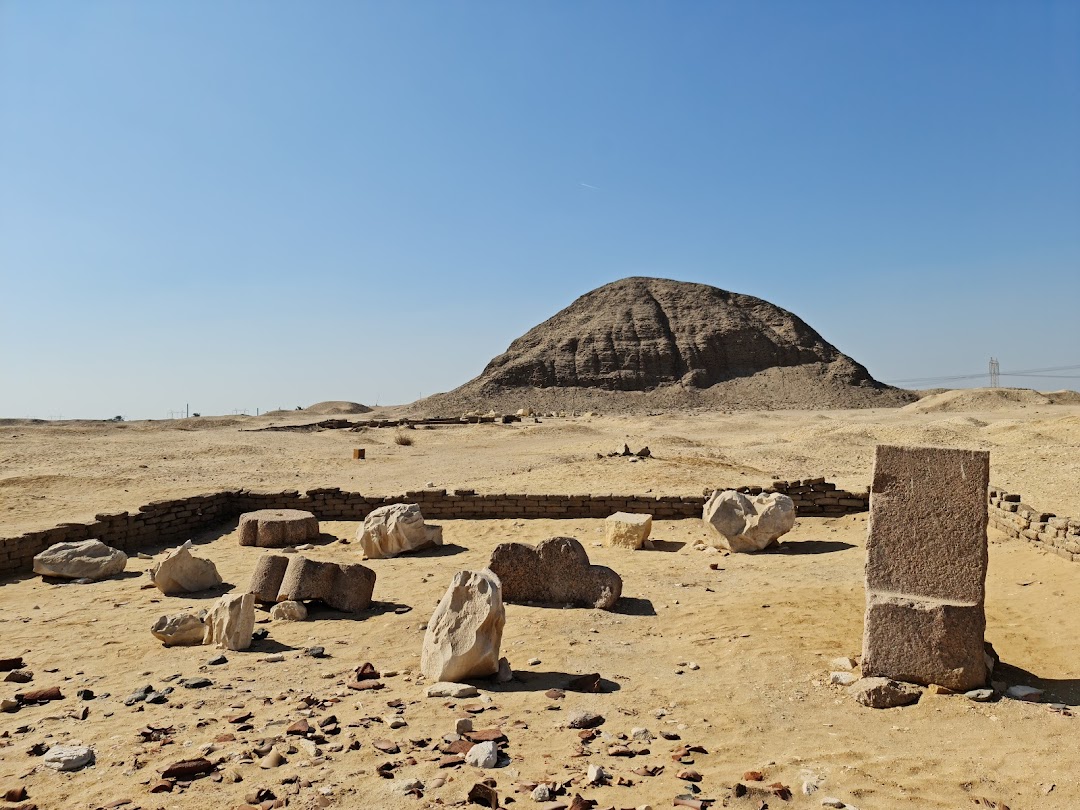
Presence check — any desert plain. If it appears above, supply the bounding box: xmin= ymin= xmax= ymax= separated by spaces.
xmin=2 ymin=388 xmax=1079 ymax=810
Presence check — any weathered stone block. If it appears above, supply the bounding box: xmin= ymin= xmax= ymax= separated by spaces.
xmin=862 ymin=595 xmax=986 ymax=691
xmin=603 ymin=512 xmax=652 ymax=550
xmin=237 ymin=510 xmax=319 ymax=548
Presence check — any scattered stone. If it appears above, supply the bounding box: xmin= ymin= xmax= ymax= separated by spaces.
xmin=862 ymin=445 xmax=990 ymax=691
xmin=488 ymin=536 xmax=622 ymax=610
xmin=305 ymin=646 xmax=327 ymax=658
xmin=567 ymin=672 xmax=604 ymax=693
xmin=421 ymin=570 xmax=505 ymax=683
xmin=966 ymin=688 xmax=994 ymax=702
xmin=160 ymin=758 xmax=213 ymax=779
xmin=151 ymin=613 xmax=206 ymax=647
xmin=830 ymin=672 xmax=858 ymax=686
xmin=848 ymin=677 xmax=922 ymax=709
xmin=42 ymin=745 xmax=93 ymax=771
xmin=372 ymin=739 xmax=400 ymax=754
xmin=1006 ymin=685 xmax=1044 ymax=702
xmin=3 ymin=787 xmax=27 ymax=802
xmin=270 ymin=601 xmax=307 ymax=622
xmin=203 ymin=592 xmax=256 ymax=651
xmin=702 ymin=490 xmax=795 ymax=552
xmin=426 ymin=682 xmax=480 ymax=699
xmin=603 ymin=512 xmax=653 ymax=550
xmin=238 ymin=509 xmax=319 ymax=548
xmin=586 ymin=763 xmax=608 ymax=785
xmin=567 ymin=710 xmax=604 ymax=729
xmin=532 ymin=784 xmax=553 ymax=801
xmin=181 ymin=677 xmax=212 ymax=689
xmin=33 ymin=540 xmax=126 ymax=581
xmin=149 ymin=541 xmax=223 ymax=594
xmin=465 ymin=740 xmax=499 ymax=768
xmin=830 ymin=657 xmax=857 ymax=671
xmin=4 ymin=670 xmax=32 ymax=684
xmin=495 ymin=657 xmax=513 ymax=683
xmin=358 ymin=503 xmax=442 ymax=559
xmin=208 ymin=655 xmax=228 ymax=666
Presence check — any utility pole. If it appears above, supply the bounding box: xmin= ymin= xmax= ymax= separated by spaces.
xmin=989 ymin=357 xmax=1000 ymax=388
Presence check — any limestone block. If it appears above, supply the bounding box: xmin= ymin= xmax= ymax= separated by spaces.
xmin=702 ymin=491 xmax=795 ymax=552
xmin=204 ymin=592 xmax=256 ymax=651
xmin=866 ymin=445 xmax=989 ymax=602
xmin=861 ymin=595 xmax=986 ymax=691
xmin=271 ymin=600 xmax=308 ymax=621
xmin=237 ymin=510 xmax=319 ymax=548
xmin=488 ymin=536 xmax=622 ymax=610
xmin=151 ymin=612 xmax=206 ymax=647
xmin=603 ymin=512 xmax=652 ymax=550
xmin=33 ymin=539 xmax=127 ymax=580
xmin=248 ymin=554 xmax=291 ymax=603
xmin=357 ymin=503 xmax=441 ymax=559
xmin=150 ymin=541 xmax=222 ymax=595
xmin=421 ymin=569 xmax=505 ymax=683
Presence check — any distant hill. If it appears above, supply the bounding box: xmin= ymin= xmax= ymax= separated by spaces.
xmin=416 ymin=277 xmax=915 ymax=413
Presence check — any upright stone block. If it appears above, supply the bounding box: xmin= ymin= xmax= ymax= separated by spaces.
xmin=862 ymin=445 xmax=989 ymax=691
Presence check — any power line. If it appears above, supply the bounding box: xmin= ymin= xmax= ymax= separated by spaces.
xmin=888 ymin=362 xmax=1080 ymax=386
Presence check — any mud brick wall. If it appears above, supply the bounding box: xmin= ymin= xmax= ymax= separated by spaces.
xmin=0 ymin=478 xmax=869 ymax=579
xmin=988 ymin=485 xmax=1080 ymax=563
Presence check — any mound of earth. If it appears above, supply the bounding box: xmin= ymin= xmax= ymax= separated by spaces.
xmin=417 ymin=277 xmax=914 ymax=414
xmin=902 ymin=388 xmax=1060 ymax=413
xmin=303 ymin=401 xmax=372 ymax=415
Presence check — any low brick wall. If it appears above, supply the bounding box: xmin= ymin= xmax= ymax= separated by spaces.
xmin=988 ymin=485 xmax=1080 ymax=562
xmin=0 ymin=478 xmax=870 ymax=579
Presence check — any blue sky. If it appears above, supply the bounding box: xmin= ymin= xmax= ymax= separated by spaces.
xmin=2 ymin=2 xmax=1078 ymax=418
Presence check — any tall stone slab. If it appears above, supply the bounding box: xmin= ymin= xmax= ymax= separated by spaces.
xmin=862 ymin=445 xmax=989 ymax=691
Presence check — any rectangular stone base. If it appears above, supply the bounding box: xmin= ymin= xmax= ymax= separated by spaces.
xmin=862 ymin=593 xmax=986 ymax=691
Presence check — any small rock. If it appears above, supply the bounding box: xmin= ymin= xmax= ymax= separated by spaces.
xmin=829 ymin=657 xmax=857 ymax=671
xmin=455 ymin=718 xmax=473 ymax=734
xmin=426 ymin=682 xmax=479 ymax=699
xmin=532 ymin=784 xmax=553 ymax=801
xmin=965 ymin=688 xmax=994 ymax=702
xmin=586 ymin=763 xmax=607 ymax=785
xmin=1006 ymin=684 xmax=1043 ymax=702
xmin=42 ymin=745 xmax=94 ymax=771
xmin=465 ymin=740 xmax=499 ymax=768
xmin=848 ymin=677 xmax=922 ymax=709
xmin=830 ymin=671 xmax=858 ymax=686
xmin=181 ymin=677 xmax=212 ymax=689
xmin=567 ymin=710 xmax=604 ymax=729
xmin=208 ymin=655 xmax=228 ymax=666
xmin=271 ymin=601 xmax=308 ymax=622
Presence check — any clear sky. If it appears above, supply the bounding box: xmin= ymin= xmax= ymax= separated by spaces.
xmin=2 ymin=1 xmax=1078 ymax=419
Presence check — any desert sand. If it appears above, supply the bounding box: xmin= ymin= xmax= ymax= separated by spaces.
xmin=2 ymin=389 xmax=1079 ymax=809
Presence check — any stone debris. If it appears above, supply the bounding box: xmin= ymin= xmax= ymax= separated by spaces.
xmin=248 ymin=553 xmax=376 ymax=613
xmin=465 ymin=740 xmax=499 ymax=768
xmin=830 ymin=671 xmax=858 ymax=686
xmin=42 ymin=744 xmax=94 ymax=771
xmin=426 ymin=682 xmax=480 ymax=699
xmin=488 ymin=536 xmax=622 ymax=610
xmin=862 ymin=445 xmax=990 ymax=692
xmin=421 ymin=570 xmax=505 ymax=683
xmin=150 ymin=612 xmax=206 ymax=647
xmin=567 ymin=710 xmax=604 ymax=729
xmin=203 ymin=592 xmax=256 ymax=651
xmin=357 ymin=502 xmax=443 ymax=559
xmin=1006 ymin=684 xmax=1044 ymax=702
xmin=237 ymin=509 xmax=320 ymax=548
xmin=32 ymin=539 xmax=127 ymax=581
xmin=830 ymin=656 xmax=858 ymax=670
xmin=149 ymin=541 xmax=223 ymax=594
xmin=848 ymin=677 xmax=923 ymax=709
xmin=270 ymin=600 xmax=307 ymax=621
xmin=603 ymin=512 xmax=653 ymax=550
xmin=966 ymin=688 xmax=995 ymax=702
xmin=702 ymin=490 xmax=795 ymax=552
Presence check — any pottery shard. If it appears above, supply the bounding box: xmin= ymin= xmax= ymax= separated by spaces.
xmin=237 ymin=509 xmax=319 ymax=548
xmin=33 ymin=539 xmax=127 ymax=580
xmin=150 ymin=541 xmax=222 ymax=595
xmin=603 ymin=512 xmax=653 ymax=550
xmin=151 ymin=612 xmax=207 ymax=646
xmin=203 ymin=592 xmax=256 ymax=650
xmin=276 ymin=557 xmax=376 ymax=613
xmin=421 ymin=569 xmax=505 ymax=683
xmin=357 ymin=503 xmax=442 ymax=559
xmin=702 ymin=490 xmax=795 ymax=552
xmin=248 ymin=553 xmax=376 ymax=613
xmin=862 ymin=445 xmax=989 ymax=691
xmin=488 ymin=536 xmax=622 ymax=610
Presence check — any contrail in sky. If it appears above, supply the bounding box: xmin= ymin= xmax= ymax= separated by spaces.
xmin=578 ymin=182 xmax=600 ymax=190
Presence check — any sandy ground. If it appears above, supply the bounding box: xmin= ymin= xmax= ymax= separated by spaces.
xmin=1 ymin=516 xmax=1077 ymax=810
xmin=2 ymin=391 xmax=1079 ymax=809
xmin=3 ymin=396 xmax=1080 ymax=539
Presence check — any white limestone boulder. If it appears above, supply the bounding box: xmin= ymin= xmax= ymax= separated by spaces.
xmin=702 ymin=490 xmax=795 ymax=552
xmin=603 ymin=512 xmax=653 ymax=550
xmin=203 ymin=592 xmax=256 ymax=651
xmin=358 ymin=503 xmax=441 ymax=559
xmin=151 ymin=612 xmax=207 ymax=647
xmin=149 ymin=541 xmax=222 ymax=594
xmin=421 ymin=569 xmax=505 ymax=683
xmin=33 ymin=539 xmax=127 ymax=581
xmin=271 ymin=600 xmax=308 ymax=621
xmin=42 ymin=745 xmax=94 ymax=771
